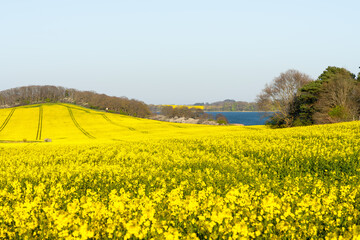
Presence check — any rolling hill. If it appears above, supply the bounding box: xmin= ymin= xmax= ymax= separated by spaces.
xmin=0 ymin=103 xmax=244 ymax=142
xmin=0 ymin=85 xmax=151 ymax=118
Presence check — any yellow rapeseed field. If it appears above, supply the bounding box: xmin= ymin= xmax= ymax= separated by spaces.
xmin=0 ymin=103 xmax=360 ymax=239
xmin=163 ymin=105 xmax=204 ymax=110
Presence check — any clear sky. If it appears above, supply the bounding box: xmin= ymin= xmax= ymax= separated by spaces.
xmin=1 ymin=0 xmax=359 ymax=105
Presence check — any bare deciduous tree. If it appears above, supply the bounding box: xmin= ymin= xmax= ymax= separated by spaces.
xmin=0 ymin=85 xmax=151 ymax=118
xmin=257 ymin=69 xmax=313 ymax=126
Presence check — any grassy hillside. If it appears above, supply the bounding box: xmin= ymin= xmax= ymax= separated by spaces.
xmin=1 ymin=104 xmax=360 ymax=238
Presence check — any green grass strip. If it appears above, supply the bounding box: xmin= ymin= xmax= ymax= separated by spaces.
xmin=0 ymin=109 xmax=15 ymax=133
xmin=36 ymin=106 xmax=43 ymax=140
xmin=67 ymin=107 xmax=96 ymax=139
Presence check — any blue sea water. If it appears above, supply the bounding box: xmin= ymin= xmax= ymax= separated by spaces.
xmin=206 ymin=112 xmax=270 ymax=126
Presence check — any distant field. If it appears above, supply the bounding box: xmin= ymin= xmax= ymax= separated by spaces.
xmin=163 ymin=105 xmax=204 ymax=110
xmin=0 ymin=104 xmax=360 ymax=239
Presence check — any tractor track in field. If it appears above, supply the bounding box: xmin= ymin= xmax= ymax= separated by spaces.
xmin=0 ymin=109 xmax=15 ymax=133
xmin=62 ymin=104 xmax=137 ymax=132
xmin=36 ymin=106 xmax=43 ymax=140
xmin=101 ymin=114 xmax=136 ymax=131
xmin=67 ymin=107 xmax=96 ymax=139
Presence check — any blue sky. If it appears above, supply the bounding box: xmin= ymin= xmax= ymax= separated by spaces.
xmin=1 ymin=0 xmax=359 ymax=104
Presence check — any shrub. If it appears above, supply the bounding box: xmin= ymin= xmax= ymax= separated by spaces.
xmin=215 ymin=113 xmax=229 ymax=125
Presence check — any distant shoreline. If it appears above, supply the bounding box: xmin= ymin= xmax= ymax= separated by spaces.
xmin=205 ymin=111 xmax=274 ymax=113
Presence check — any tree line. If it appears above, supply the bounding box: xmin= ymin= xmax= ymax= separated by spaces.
xmin=160 ymin=105 xmax=211 ymax=120
xmin=149 ymin=101 xmax=257 ymax=113
xmin=0 ymin=85 xmax=151 ymax=118
xmin=160 ymin=105 xmax=229 ymax=124
xmin=196 ymin=100 xmax=258 ymax=112
xmin=257 ymin=67 xmax=360 ymax=127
